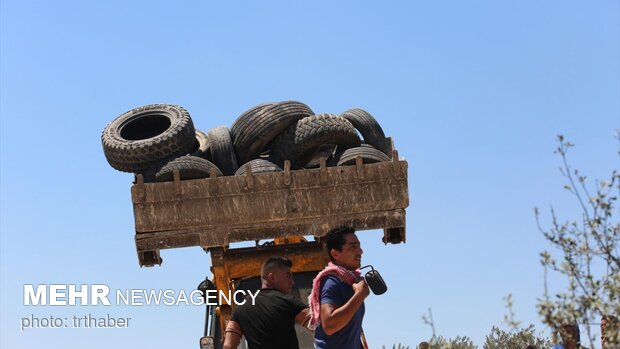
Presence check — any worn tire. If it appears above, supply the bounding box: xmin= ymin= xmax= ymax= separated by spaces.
xmin=269 ymin=114 xmax=361 ymax=169
xmin=102 ymin=104 xmax=197 ymax=173
xmin=154 ymin=156 xmax=222 ymax=182
xmin=332 ymin=145 xmax=392 ymax=166
xmin=230 ymin=102 xmax=274 ymax=160
xmin=304 ymin=144 xmax=337 ymax=169
xmin=230 ymin=102 xmax=274 ymax=149
xmin=207 ymin=126 xmax=238 ymax=176
xmin=189 ymin=129 xmax=212 ymax=161
xmin=340 ymin=108 xmax=389 ymax=155
xmin=230 ymin=101 xmax=314 ymax=164
xmin=235 ymin=159 xmax=282 ymax=176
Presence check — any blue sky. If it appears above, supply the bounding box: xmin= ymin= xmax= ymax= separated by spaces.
xmin=1 ymin=1 xmax=618 ymax=348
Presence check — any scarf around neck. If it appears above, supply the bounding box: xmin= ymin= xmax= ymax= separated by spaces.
xmin=308 ymin=262 xmax=362 ymax=329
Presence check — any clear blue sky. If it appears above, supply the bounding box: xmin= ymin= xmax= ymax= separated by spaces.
xmin=1 ymin=1 xmax=618 ymax=348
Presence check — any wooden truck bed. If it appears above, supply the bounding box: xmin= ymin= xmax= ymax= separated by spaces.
xmin=131 ymin=149 xmax=409 ymax=267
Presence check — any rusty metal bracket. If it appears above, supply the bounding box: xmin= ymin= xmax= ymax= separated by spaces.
xmin=173 ymin=169 xmax=182 ymax=197
xmin=210 ymin=168 xmax=219 ymax=179
xmin=391 ymin=149 xmax=399 ymax=162
xmin=138 ymin=250 xmax=162 ymax=267
xmin=244 ymin=165 xmax=255 ymax=190
xmin=319 ymin=158 xmax=328 ymax=185
xmin=284 ymin=160 xmax=292 ymax=186
xmin=383 ymin=226 xmax=406 ymax=244
xmin=356 ymin=156 xmax=365 ymax=180
xmin=133 ymin=174 xmax=146 ymax=203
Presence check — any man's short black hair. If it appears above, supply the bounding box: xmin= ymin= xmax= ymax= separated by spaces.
xmin=261 ymin=256 xmax=293 ymax=280
xmin=325 ymin=226 xmax=356 ymax=261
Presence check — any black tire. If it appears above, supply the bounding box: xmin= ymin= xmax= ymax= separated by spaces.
xmin=232 ymin=103 xmax=274 ymax=128
xmin=230 ymin=101 xmax=314 ymax=164
xmin=235 ymin=159 xmax=282 ymax=176
xmin=235 ymin=102 xmax=276 ymax=156
xmin=340 ymin=108 xmax=389 ymax=155
xmin=102 ymin=104 xmax=197 ymax=173
xmin=137 ymin=168 xmax=158 ymax=183
xmin=154 ymin=156 xmax=222 ymax=182
xmin=190 ymin=130 xmax=212 ymax=161
xmin=230 ymin=102 xmax=274 ymax=145
xmin=304 ymin=144 xmax=337 ymax=169
xmin=230 ymin=102 xmax=274 ymax=160
xmin=269 ymin=114 xmax=361 ymax=169
xmin=207 ymin=126 xmax=238 ymax=176
xmin=332 ymin=145 xmax=392 ymax=166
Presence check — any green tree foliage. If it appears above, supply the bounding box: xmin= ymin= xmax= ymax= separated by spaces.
xmin=419 ymin=308 xmax=551 ymax=349
xmin=429 ymin=336 xmax=478 ymax=349
xmin=413 ymin=326 xmax=550 ymax=349
xmin=391 ymin=344 xmax=410 ymax=349
xmin=482 ymin=325 xmax=553 ymax=349
xmin=535 ymin=135 xmax=620 ymax=348
xmin=382 ymin=344 xmax=411 ymax=349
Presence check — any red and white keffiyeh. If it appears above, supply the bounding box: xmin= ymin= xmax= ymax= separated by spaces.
xmin=308 ymin=262 xmax=362 ymax=330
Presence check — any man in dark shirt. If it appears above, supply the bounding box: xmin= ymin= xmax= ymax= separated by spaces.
xmin=223 ymin=256 xmax=311 ymax=349
xmin=313 ymin=227 xmax=369 ymax=349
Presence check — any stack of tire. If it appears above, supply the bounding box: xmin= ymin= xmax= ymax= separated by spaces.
xmin=101 ymin=101 xmax=392 ymax=182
